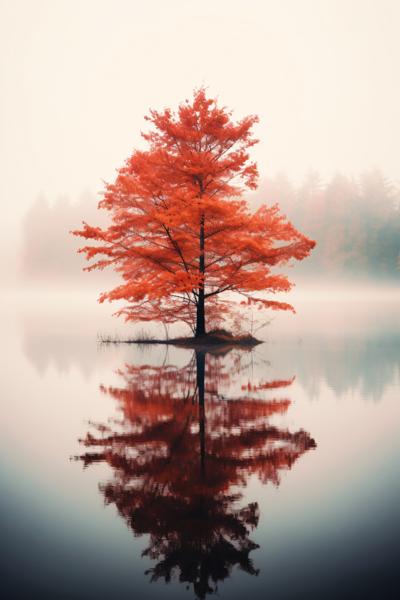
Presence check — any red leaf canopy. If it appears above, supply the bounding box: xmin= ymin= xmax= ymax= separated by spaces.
xmin=73 ymin=89 xmax=315 ymax=331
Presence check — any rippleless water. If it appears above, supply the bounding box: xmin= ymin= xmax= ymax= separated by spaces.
xmin=1 ymin=290 xmax=399 ymax=599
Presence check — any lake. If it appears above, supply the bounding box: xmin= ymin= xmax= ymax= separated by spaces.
xmin=1 ymin=289 xmax=399 ymax=599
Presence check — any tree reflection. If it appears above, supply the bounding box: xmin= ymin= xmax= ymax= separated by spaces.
xmin=77 ymin=349 xmax=316 ymax=598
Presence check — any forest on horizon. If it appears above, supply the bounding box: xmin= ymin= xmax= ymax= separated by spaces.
xmin=20 ymin=169 xmax=400 ymax=287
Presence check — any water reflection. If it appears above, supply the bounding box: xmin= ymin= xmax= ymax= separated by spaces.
xmin=76 ymin=349 xmax=316 ymax=598
xmin=274 ymin=334 xmax=400 ymax=401
xmin=21 ymin=307 xmax=400 ymax=400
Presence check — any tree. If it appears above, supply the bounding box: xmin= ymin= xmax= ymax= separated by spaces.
xmin=76 ymin=350 xmax=316 ymax=598
xmin=73 ymin=89 xmax=315 ymax=337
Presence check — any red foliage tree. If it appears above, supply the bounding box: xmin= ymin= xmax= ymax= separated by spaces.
xmin=73 ymin=89 xmax=315 ymax=336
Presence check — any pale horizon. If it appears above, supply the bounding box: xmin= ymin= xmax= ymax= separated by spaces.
xmin=1 ymin=0 xmax=400 ymax=224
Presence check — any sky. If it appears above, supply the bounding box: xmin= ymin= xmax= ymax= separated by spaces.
xmin=1 ymin=0 xmax=399 ymax=228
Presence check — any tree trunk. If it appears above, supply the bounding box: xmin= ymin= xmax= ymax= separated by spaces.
xmin=195 ymin=290 xmax=206 ymax=337
xmin=196 ymin=351 xmax=206 ymax=479
xmin=195 ymin=214 xmax=206 ymax=337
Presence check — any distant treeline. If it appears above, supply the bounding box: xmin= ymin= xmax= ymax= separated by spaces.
xmin=256 ymin=170 xmax=400 ymax=280
xmin=20 ymin=170 xmax=400 ymax=285
xmin=20 ymin=191 xmax=116 ymax=287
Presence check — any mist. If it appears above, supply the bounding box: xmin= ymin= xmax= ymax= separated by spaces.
xmin=1 ymin=3 xmax=400 ymax=203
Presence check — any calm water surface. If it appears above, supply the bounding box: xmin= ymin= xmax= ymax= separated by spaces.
xmin=1 ymin=291 xmax=399 ymax=599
